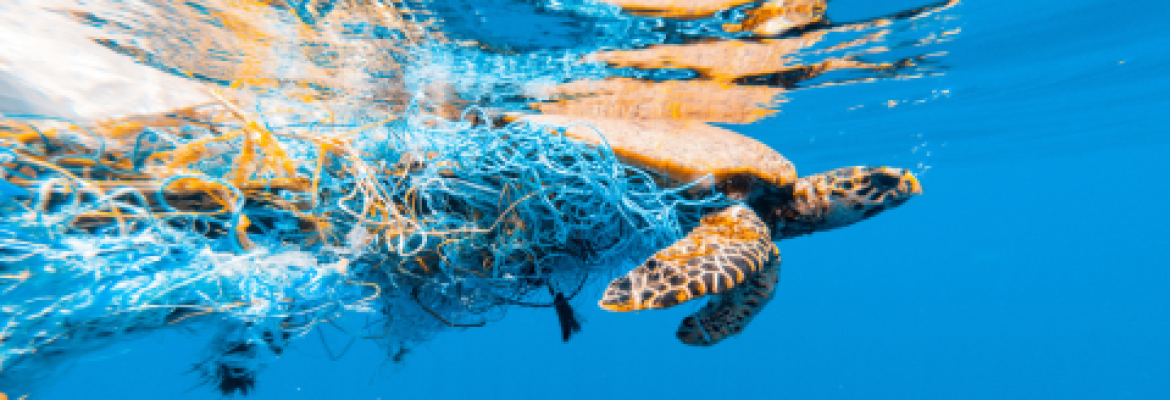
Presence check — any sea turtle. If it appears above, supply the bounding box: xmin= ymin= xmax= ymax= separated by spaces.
xmin=521 ymin=115 xmax=923 ymax=346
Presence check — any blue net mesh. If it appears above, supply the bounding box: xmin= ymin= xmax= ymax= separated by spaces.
xmin=0 ymin=97 xmax=725 ymax=390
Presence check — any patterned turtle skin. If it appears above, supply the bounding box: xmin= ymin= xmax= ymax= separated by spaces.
xmin=604 ymin=163 xmax=921 ymax=346
xmin=597 ymin=205 xmax=778 ymax=311
xmin=676 ymin=257 xmax=780 ymax=346
xmin=672 ymin=166 xmax=922 ymax=346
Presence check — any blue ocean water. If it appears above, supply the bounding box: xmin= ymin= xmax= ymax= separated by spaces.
xmin=18 ymin=0 xmax=1170 ymax=399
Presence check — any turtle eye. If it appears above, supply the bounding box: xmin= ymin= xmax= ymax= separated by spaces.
xmin=870 ymin=170 xmax=902 ymax=189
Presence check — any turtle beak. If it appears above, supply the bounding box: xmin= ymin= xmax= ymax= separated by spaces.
xmin=874 ymin=167 xmax=923 ymax=196
xmin=903 ymin=170 xmax=923 ymax=195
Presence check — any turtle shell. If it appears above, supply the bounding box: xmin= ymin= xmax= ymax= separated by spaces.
xmin=522 ymin=115 xmax=797 ymax=188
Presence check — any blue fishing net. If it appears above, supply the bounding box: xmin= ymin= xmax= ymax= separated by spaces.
xmin=0 ymin=97 xmax=725 ymax=391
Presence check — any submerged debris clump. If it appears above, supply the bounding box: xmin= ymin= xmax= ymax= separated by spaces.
xmin=0 ymin=98 xmax=721 ymax=392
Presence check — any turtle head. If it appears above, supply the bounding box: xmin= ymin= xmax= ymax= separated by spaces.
xmin=770 ymin=166 xmax=922 ymax=239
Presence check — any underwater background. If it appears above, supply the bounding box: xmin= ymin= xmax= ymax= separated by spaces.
xmin=1 ymin=0 xmax=1167 ymax=398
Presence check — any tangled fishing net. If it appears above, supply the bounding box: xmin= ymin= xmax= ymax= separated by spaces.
xmin=0 ymin=89 xmax=725 ymax=393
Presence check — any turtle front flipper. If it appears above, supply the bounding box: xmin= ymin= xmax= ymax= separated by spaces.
xmin=676 ymin=257 xmax=780 ymax=346
xmin=599 ymin=205 xmax=777 ymax=311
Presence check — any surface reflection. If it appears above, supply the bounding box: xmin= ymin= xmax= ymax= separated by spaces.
xmin=527 ymin=0 xmax=959 ymax=126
